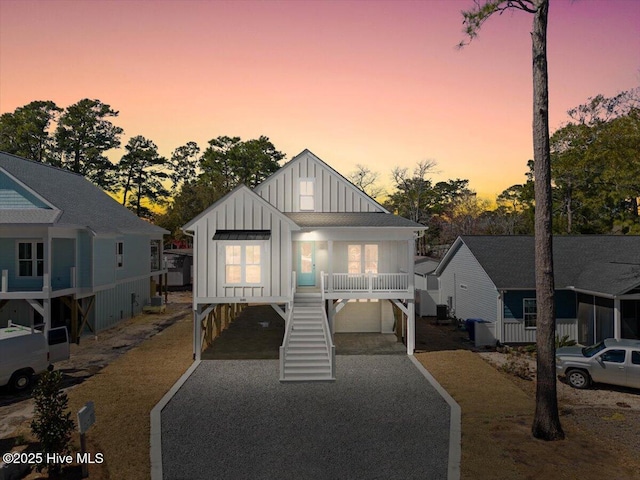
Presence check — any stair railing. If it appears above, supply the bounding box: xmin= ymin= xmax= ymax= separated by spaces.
xmin=280 ymin=270 xmax=297 ymax=380
xmin=319 ymin=302 xmax=336 ymax=380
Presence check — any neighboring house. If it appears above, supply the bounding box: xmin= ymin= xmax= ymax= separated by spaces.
xmin=414 ymin=257 xmax=440 ymax=317
xmin=0 ymin=152 xmax=168 ymax=340
xmin=435 ymin=235 xmax=640 ymax=346
xmin=183 ymin=149 xmax=426 ymax=380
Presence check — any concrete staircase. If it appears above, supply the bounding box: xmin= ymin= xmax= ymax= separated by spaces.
xmin=280 ymin=293 xmax=335 ymax=382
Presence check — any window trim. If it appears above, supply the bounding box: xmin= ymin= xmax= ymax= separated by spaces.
xmin=347 ymin=243 xmax=379 ymax=274
xmin=523 ymin=298 xmax=537 ymax=329
xmin=116 ymin=241 xmax=124 ymax=269
xmin=299 ymin=178 xmax=315 ymax=212
xmin=221 ymin=242 xmax=265 ymax=286
xmin=17 ymin=240 xmax=44 ymax=278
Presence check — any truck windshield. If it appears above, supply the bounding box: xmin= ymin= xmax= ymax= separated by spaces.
xmin=582 ymin=341 xmax=606 ymax=357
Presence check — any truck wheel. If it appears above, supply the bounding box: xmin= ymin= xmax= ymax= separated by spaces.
xmin=567 ymin=369 xmax=590 ymax=389
xmin=10 ymin=370 xmax=33 ymax=392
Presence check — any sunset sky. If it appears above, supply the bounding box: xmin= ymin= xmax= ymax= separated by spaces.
xmin=0 ymin=0 xmax=638 ymax=199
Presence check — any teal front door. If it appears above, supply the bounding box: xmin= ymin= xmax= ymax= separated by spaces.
xmin=298 ymin=242 xmax=316 ymax=286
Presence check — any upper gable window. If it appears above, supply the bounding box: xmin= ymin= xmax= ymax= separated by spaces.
xmin=299 ymin=179 xmax=315 ymax=211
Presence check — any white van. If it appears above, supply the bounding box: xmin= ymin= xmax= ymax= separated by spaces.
xmin=0 ymin=322 xmax=70 ymax=391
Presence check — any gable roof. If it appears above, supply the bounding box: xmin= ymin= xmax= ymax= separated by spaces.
xmin=436 ymin=235 xmax=640 ymax=296
xmin=285 ymin=212 xmax=426 ymax=229
xmin=0 ymin=151 xmax=167 ymax=236
xmin=182 ymin=184 xmax=300 ymax=231
xmin=253 ymin=149 xmax=390 ymax=213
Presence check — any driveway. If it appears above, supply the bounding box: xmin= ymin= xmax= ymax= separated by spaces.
xmin=160 ymin=355 xmax=450 ymax=480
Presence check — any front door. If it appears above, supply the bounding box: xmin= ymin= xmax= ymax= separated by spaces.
xmin=298 ymin=242 xmax=316 ymax=286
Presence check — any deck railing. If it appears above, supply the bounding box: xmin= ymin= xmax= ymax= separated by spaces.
xmin=321 ymin=272 xmax=409 ymax=292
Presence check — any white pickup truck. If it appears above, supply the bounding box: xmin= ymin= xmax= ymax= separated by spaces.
xmin=0 ymin=322 xmax=70 ymax=391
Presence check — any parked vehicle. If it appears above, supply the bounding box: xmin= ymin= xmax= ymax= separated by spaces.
xmin=556 ymin=338 xmax=640 ymax=389
xmin=0 ymin=322 xmax=70 ymax=391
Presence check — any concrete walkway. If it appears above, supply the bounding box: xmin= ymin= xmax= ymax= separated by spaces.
xmin=159 ymin=356 xmax=450 ymax=480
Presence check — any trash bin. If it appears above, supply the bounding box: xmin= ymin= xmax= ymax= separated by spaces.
xmin=465 ymin=318 xmax=486 ymax=341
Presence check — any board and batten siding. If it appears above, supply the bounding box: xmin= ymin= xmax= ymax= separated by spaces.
xmin=439 ymin=242 xmax=498 ymax=323
xmin=94 ymin=276 xmax=150 ymax=331
xmin=192 ymin=188 xmax=293 ymax=301
xmin=254 ymin=152 xmax=384 ymax=213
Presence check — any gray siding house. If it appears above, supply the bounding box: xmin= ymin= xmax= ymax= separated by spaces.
xmin=0 ymin=152 xmax=168 ymax=340
xmin=183 ymin=149 xmax=426 ymax=381
xmin=436 ymin=236 xmax=640 ymax=346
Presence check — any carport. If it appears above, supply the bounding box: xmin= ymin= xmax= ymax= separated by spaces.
xmin=157 ymin=356 xmax=451 ymax=480
xmin=200 ymin=305 xmax=408 ymax=359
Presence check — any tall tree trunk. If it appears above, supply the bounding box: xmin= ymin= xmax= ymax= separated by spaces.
xmin=531 ymin=0 xmax=564 ymax=441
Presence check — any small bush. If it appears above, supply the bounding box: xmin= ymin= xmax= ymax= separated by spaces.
xmin=556 ymin=334 xmax=577 ymax=348
xmin=500 ymin=352 xmax=534 ymax=381
xmin=30 ymin=370 xmax=75 ymax=474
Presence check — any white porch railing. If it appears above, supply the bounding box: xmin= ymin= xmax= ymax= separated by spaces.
xmin=321 ymin=272 xmax=409 ymax=292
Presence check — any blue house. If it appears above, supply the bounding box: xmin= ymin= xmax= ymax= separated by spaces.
xmin=0 ymin=152 xmax=168 ymax=340
xmin=435 ymin=236 xmax=640 ymax=346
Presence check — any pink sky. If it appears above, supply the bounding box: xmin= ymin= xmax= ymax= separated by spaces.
xmin=1 ymin=0 xmax=638 ymax=198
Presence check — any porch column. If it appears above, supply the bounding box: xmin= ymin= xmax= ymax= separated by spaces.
xmin=407 ymin=237 xmax=415 ymax=355
xmin=45 ymin=233 xmax=52 ymax=292
xmin=328 ymin=240 xmax=333 ymax=293
xmin=193 ymin=308 xmax=201 ymax=361
xmin=614 ymin=297 xmax=621 ymax=340
xmin=407 ymin=300 xmax=415 ymax=355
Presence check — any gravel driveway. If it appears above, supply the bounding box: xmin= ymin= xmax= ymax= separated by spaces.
xmin=161 ymin=356 xmax=450 ymax=480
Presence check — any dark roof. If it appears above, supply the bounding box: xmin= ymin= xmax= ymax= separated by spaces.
xmin=452 ymin=235 xmax=640 ymax=296
xmin=285 ymin=212 xmax=426 ymax=229
xmin=0 ymin=152 xmax=167 ymax=235
xmin=212 ymin=230 xmax=271 ymax=240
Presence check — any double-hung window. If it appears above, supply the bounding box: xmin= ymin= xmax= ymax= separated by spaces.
xmin=225 ymin=244 xmax=262 ymax=285
xmin=523 ymin=298 xmax=537 ymax=329
xmin=18 ymin=241 xmax=44 ymax=277
xmin=347 ymin=244 xmax=378 ymax=274
xmin=299 ymin=179 xmax=315 ymax=211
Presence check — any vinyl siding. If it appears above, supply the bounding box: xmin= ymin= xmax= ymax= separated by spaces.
xmin=115 ymin=234 xmax=150 ymax=281
xmin=93 ymin=237 xmax=116 ymax=286
xmin=438 ymin=242 xmax=498 ymax=323
xmin=51 ymin=238 xmax=75 ymax=290
xmin=502 ymin=290 xmax=578 ymax=343
xmin=76 ymin=231 xmax=92 ymax=288
xmin=0 ymin=171 xmax=50 ymax=208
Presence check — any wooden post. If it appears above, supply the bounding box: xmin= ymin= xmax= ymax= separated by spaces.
xmin=215 ymin=305 xmax=222 ymax=336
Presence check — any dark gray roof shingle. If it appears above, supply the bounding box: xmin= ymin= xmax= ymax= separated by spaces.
xmin=459 ymin=235 xmax=640 ymax=296
xmin=0 ymin=152 xmax=167 ymax=235
xmin=286 ymin=212 xmax=425 ymax=228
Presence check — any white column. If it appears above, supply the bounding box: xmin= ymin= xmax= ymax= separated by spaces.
xmin=614 ymin=297 xmax=621 ymax=340
xmin=193 ymin=309 xmax=201 ymax=361
xmin=328 ymin=240 xmax=333 ymax=293
xmin=407 ymin=300 xmax=415 ymax=354
xmin=407 ymin=237 xmax=415 ymax=355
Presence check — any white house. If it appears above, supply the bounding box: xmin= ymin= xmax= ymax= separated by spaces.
xmin=183 ymin=149 xmax=426 ymax=381
xmin=435 ymin=235 xmax=640 ymax=347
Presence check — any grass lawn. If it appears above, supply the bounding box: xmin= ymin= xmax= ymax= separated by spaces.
xmin=416 ymin=350 xmax=640 ymax=480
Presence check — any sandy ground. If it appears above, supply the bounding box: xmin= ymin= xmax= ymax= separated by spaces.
xmin=479 ymin=351 xmax=640 ymax=410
